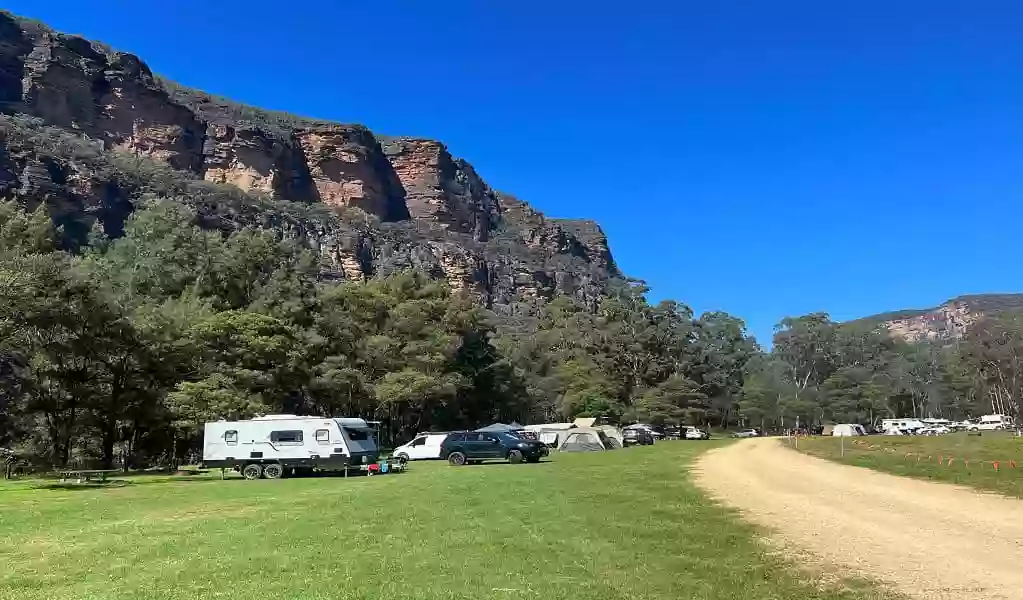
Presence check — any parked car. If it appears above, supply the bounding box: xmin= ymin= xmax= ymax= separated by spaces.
xmin=683 ymin=426 xmax=710 ymax=440
xmin=440 ymin=431 xmax=546 ymax=466
xmin=969 ymin=414 xmax=1013 ymax=432
xmin=732 ymin=429 xmax=759 ymax=438
xmin=918 ymin=426 xmax=951 ymax=436
xmin=392 ymin=432 xmax=449 ymax=461
xmin=624 ymin=424 xmax=663 ymax=440
xmin=662 ymin=426 xmax=682 ymax=440
xmin=623 ymin=428 xmax=655 ymax=446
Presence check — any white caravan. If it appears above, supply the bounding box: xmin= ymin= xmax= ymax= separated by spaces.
xmin=391 ymin=432 xmax=449 ymax=461
xmin=880 ymin=418 xmax=926 ymax=435
xmin=202 ymin=415 xmax=379 ymax=480
xmin=969 ymin=414 xmax=1014 ymax=431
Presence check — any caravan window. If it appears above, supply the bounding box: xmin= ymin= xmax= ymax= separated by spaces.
xmin=271 ymin=430 xmax=304 ymax=444
xmin=344 ymin=428 xmax=371 ymax=441
xmin=225 ymin=430 xmax=238 ymax=444
xmin=315 ymin=429 xmax=330 ymax=444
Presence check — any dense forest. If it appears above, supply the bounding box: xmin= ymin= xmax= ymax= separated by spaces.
xmin=0 ymin=190 xmax=761 ymax=468
xmin=745 ymin=313 xmax=1023 ymax=432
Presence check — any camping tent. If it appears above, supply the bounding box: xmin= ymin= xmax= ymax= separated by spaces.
xmin=831 ymin=424 xmax=865 ymax=437
xmin=476 ymin=423 xmax=520 ymax=433
xmin=596 ymin=426 xmax=624 ymax=448
xmin=557 ymin=427 xmax=617 ymax=452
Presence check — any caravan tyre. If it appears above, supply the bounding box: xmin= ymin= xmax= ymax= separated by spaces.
xmin=242 ymin=463 xmax=263 ymax=480
xmin=508 ymin=449 xmax=524 ymax=464
xmin=263 ymin=463 xmax=283 ymax=480
xmin=448 ymin=452 xmax=467 ymax=466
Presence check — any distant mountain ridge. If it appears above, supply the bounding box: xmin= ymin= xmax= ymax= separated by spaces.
xmin=859 ymin=294 xmax=1023 ymax=342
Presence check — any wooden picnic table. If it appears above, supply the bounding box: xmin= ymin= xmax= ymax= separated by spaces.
xmin=56 ymin=469 xmax=119 ymax=483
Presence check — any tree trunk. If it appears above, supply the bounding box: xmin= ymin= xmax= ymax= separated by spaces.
xmin=100 ymin=418 xmax=116 ymax=470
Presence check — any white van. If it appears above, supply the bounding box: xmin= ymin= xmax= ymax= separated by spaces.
xmin=392 ymin=432 xmax=449 ymax=461
xmin=970 ymin=415 xmax=1014 ymax=431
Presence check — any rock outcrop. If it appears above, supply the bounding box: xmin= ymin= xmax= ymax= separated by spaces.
xmin=884 ymin=302 xmax=980 ymax=342
xmin=296 ymin=126 xmax=408 ymax=220
xmin=202 ymin=124 xmax=315 ymax=201
xmin=381 ymin=137 xmax=500 ymax=241
xmin=870 ymin=295 xmax=1023 ymax=342
xmin=0 ymin=11 xmax=620 ymax=311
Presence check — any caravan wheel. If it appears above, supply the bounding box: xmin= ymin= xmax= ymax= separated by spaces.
xmin=242 ymin=463 xmax=263 ymax=480
xmin=263 ymin=463 xmax=283 ymax=479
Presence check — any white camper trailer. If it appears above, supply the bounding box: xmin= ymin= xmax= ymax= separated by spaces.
xmin=202 ymin=415 xmax=380 ymax=480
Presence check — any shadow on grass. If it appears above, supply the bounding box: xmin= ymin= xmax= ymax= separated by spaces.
xmin=462 ymin=459 xmax=553 ymax=467
xmin=36 ymin=480 xmax=133 ymax=491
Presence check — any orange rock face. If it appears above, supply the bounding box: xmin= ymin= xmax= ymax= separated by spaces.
xmin=296 ymin=127 xmax=408 ymax=220
xmin=382 ymin=137 xmax=499 ymax=241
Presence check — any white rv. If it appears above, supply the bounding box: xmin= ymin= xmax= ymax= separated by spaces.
xmin=969 ymin=414 xmax=1014 ymax=431
xmin=202 ymin=415 xmax=380 ymax=480
xmin=880 ymin=418 xmax=926 ymax=435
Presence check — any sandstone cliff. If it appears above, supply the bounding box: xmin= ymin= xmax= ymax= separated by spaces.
xmin=868 ymin=295 xmax=1023 ymax=342
xmin=0 ymin=11 xmax=619 ymax=311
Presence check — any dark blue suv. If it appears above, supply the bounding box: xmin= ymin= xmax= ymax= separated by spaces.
xmin=440 ymin=431 xmax=546 ymax=465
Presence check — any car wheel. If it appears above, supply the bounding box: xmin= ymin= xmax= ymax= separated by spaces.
xmin=448 ymin=452 xmax=467 ymax=466
xmin=242 ymin=463 xmax=263 ymax=480
xmin=396 ymin=453 xmax=409 ymax=462
xmin=508 ymin=449 xmax=524 ymax=464
xmin=262 ymin=463 xmax=283 ymax=480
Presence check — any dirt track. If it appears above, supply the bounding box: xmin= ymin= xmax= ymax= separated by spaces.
xmin=695 ymin=437 xmax=1023 ymax=600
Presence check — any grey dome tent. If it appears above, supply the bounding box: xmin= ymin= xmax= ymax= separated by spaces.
xmin=556 ymin=427 xmax=617 ymax=452
xmin=476 ymin=423 xmax=521 ymax=433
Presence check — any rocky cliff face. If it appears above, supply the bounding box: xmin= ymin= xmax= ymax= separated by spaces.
xmin=381 ymin=137 xmax=500 ymax=241
xmin=872 ymin=295 xmax=1023 ymax=342
xmin=883 ymin=302 xmax=980 ymax=342
xmin=0 ymin=12 xmax=619 ymax=311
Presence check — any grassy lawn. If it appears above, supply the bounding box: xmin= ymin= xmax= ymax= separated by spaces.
xmin=795 ymin=432 xmax=1023 ymax=497
xmin=0 ymin=442 xmax=890 ymax=600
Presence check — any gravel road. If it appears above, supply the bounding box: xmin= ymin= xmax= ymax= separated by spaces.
xmin=695 ymin=437 xmax=1023 ymax=600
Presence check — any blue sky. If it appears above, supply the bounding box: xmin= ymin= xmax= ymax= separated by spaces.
xmin=8 ymin=0 xmax=1023 ymax=344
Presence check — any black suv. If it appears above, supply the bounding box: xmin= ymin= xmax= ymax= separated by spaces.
xmin=623 ymin=428 xmax=655 ymax=446
xmin=441 ymin=431 xmax=546 ymax=465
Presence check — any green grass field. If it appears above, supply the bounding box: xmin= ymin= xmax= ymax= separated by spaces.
xmin=795 ymin=432 xmax=1023 ymax=497
xmin=0 ymin=442 xmax=891 ymax=600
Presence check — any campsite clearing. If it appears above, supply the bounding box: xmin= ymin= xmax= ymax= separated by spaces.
xmin=0 ymin=443 xmax=889 ymax=600
xmin=697 ymin=438 xmax=1023 ymax=600
xmin=796 ymin=432 xmax=1023 ymax=497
